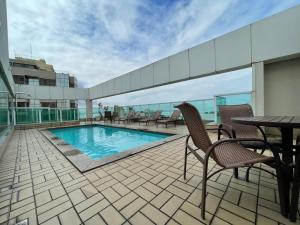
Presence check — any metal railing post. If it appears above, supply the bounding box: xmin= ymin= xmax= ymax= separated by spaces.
xmin=13 ymin=108 xmax=16 ymax=125
xmin=60 ymin=109 xmax=62 ymax=122
xmin=38 ymin=109 xmax=42 ymax=124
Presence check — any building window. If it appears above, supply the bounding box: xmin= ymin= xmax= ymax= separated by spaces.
xmin=56 ymin=73 xmax=70 ymax=87
xmin=13 ymin=75 xmax=25 ymax=84
xmin=39 ymin=78 xmax=55 ymax=86
xmin=28 ymin=78 xmax=39 ymax=86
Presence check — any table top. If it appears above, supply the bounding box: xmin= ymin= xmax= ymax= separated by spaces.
xmin=232 ymin=116 xmax=300 ymax=128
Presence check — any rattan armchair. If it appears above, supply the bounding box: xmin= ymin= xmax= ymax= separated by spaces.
xmin=175 ymin=102 xmax=284 ymax=219
xmin=218 ymin=104 xmax=282 ymax=180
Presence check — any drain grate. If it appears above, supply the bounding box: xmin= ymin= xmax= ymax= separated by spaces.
xmin=63 ymin=149 xmax=82 ymax=156
xmin=15 ymin=219 xmax=28 ymax=225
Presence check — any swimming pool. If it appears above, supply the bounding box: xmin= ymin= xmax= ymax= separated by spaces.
xmin=49 ymin=125 xmax=173 ymax=160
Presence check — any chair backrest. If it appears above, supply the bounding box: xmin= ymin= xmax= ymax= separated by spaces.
xmin=219 ymin=104 xmax=257 ymax=138
xmin=104 ymin=111 xmax=112 ymax=119
xmin=170 ymin=110 xmax=181 ymax=120
xmin=127 ymin=111 xmax=134 ymax=118
xmin=153 ymin=111 xmax=162 ymax=119
xmin=175 ymin=103 xmax=212 ymax=153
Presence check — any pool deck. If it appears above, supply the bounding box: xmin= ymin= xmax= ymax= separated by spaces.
xmin=0 ymin=122 xmax=299 ymax=225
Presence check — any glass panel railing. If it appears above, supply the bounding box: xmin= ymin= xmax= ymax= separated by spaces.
xmin=0 ymin=107 xmax=8 ymax=131
xmin=16 ymin=108 xmax=39 ymax=124
xmin=41 ymin=108 xmax=58 ymax=122
xmin=77 ymin=91 xmax=251 ymax=124
xmin=15 ymin=107 xmax=79 ymax=124
xmin=215 ymin=92 xmax=252 ymax=123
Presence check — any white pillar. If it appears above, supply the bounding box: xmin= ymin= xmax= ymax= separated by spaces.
xmin=86 ymin=99 xmax=93 ymax=122
xmin=252 ymin=62 xmax=264 ymax=116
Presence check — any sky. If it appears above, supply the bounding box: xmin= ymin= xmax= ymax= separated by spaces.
xmin=6 ymin=0 xmax=300 ymax=106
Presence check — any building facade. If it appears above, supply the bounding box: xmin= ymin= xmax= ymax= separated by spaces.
xmin=10 ymin=57 xmax=78 ymax=108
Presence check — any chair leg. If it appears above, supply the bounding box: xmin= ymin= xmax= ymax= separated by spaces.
xmin=245 ymin=149 xmax=257 ymax=182
xmin=184 ymin=146 xmax=188 ymax=180
xmin=245 ymin=166 xmax=251 ymax=182
xmin=290 ymin=157 xmax=300 ymax=222
xmin=201 ymin=163 xmax=208 ymax=219
xmin=233 ymin=168 xmax=238 ymax=179
xmin=276 ymin=166 xmax=289 ymax=217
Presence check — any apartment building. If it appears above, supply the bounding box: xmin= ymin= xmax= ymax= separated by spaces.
xmin=9 ymin=57 xmax=77 ymax=108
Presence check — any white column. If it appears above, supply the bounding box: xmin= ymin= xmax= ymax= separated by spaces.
xmin=252 ymin=62 xmax=264 ymax=116
xmin=86 ymin=99 xmax=93 ymax=122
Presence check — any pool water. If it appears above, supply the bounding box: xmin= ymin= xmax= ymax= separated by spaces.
xmin=50 ymin=125 xmax=173 ymax=160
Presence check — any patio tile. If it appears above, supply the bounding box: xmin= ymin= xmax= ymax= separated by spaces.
xmin=173 ymin=209 xmax=204 ymax=225
xmin=69 ymin=189 xmax=87 ymax=205
xmin=114 ymin=192 xmax=138 ymax=210
xmin=84 ymin=214 xmax=106 ymax=225
xmin=79 ymin=198 xmax=109 ymax=221
xmin=134 ymin=186 xmax=156 ymax=201
xmin=112 ymin=182 xmax=131 ymax=196
xmin=100 ymin=206 xmax=125 ymax=225
xmin=141 ymin=204 xmax=169 ymax=225
xmin=38 ymin=201 xmax=72 ymax=223
xmin=81 ymin=184 xmax=98 ymax=198
xmin=120 ymin=197 xmax=147 ymax=218
xmin=75 ymin=193 xmax=104 ymax=213
xmin=216 ymin=208 xmax=254 ymax=225
xmin=161 ymin=195 xmax=184 ymax=216
xmin=10 ymin=202 xmax=35 ymax=219
xmin=50 ymin=186 xmax=66 ymax=199
xmin=102 ymin=187 xmax=121 ymax=203
xmin=0 ymin=128 xmax=296 ymax=225
xmin=59 ymin=208 xmax=81 ymax=225
xmin=130 ymin=212 xmax=155 ymax=225
xmin=37 ymin=195 xmax=69 ymax=215
xmin=41 ymin=216 xmax=59 ymax=225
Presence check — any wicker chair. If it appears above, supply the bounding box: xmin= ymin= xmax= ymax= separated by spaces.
xmin=139 ymin=111 xmax=161 ymax=126
xmin=218 ymin=104 xmax=282 ymax=180
xmin=156 ymin=110 xmax=181 ymax=128
xmin=175 ymin=102 xmax=283 ymax=219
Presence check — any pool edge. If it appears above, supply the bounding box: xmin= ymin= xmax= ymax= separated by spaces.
xmin=40 ymin=124 xmax=186 ymax=173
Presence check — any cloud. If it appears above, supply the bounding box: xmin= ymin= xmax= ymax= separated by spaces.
xmin=6 ymin=0 xmax=300 ymax=106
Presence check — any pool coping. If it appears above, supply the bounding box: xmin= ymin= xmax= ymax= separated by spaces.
xmin=40 ymin=124 xmax=186 ymax=173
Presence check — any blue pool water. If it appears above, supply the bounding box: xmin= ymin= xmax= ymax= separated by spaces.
xmin=50 ymin=125 xmax=172 ymax=160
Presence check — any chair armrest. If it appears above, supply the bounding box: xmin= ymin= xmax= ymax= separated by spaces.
xmin=256 ymin=126 xmax=267 ymax=142
xmin=218 ymin=123 xmax=236 ymax=139
xmin=206 ymin=138 xmax=282 ymax=165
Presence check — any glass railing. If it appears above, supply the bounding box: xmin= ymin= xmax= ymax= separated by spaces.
xmin=78 ymin=91 xmax=252 ymax=124
xmin=14 ymin=107 xmax=79 ymax=125
xmin=215 ymin=92 xmax=252 ymax=123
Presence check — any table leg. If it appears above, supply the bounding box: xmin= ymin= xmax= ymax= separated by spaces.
xmin=279 ymin=127 xmax=293 ymax=217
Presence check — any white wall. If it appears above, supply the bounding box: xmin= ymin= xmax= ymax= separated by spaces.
xmin=15 ymin=84 xmax=89 ymax=100
xmin=264 ymin=57 xmax=300 ymax=116
xmin=0 ymin=0 xmax=14 ymax=94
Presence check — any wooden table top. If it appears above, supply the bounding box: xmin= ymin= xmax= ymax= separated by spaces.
xmin=232 ymin=116 xmax=300 ymax=128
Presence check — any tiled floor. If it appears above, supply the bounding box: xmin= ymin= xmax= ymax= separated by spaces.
xmin=0 ymin=124 xmax=299 ymax=225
